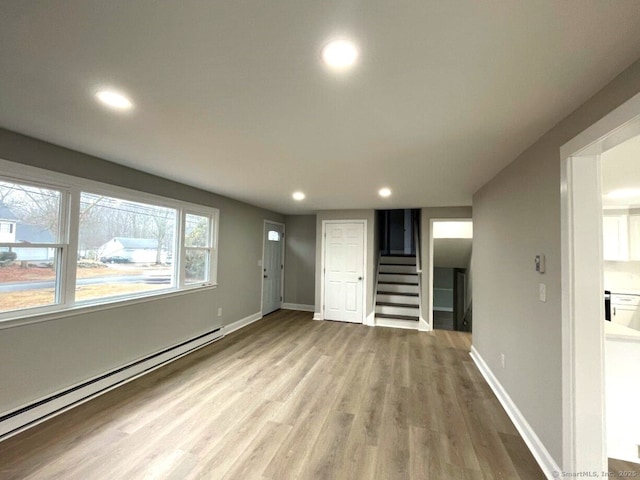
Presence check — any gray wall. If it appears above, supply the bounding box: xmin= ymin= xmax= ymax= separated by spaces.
xmin=472 ymin=57 xmax=640 ymax=465
xmin=283 ymin=214 xmax=316 ymax=306
xmin=433 ymin=267 xmax=453 ymax=311
xmin=0 ymin=128 xmax=284 ymax=414
xmin=315 ymin=210 xmax=376 ymax=319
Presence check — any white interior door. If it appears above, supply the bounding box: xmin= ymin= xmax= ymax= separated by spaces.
xmin=323 ymin=222 xmax=365 ymax=323
xmin=262 ymin=222 xmax=284 ymax=316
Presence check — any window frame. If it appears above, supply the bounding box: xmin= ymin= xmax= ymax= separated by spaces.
xmin=0 ymin=159 xmax=219 ymax=325
xmin=180 ymin=209 xmax=218 ymax=288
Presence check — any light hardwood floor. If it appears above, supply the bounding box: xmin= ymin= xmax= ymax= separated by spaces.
xmin=1 ymin=310 xmax=547 ymax=479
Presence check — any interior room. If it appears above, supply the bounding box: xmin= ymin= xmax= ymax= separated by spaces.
xmin=1 ymin=2 xmax=640 ymax=478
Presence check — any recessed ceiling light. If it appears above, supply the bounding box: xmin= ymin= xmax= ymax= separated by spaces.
xmin=95 ymin=90 xmax=133 ymax=111
xmin=605 ymin=188 xmax=640 ymax=199
xmin=322 ymin=39 xmax=359 ymax=70
xmin=292 ymin=191 xmax=306 ymax=201
xmin=379 ymin=188 xmax=391 ymax=198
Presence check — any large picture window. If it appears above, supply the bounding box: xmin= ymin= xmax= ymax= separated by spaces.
xmin=0 ymin=165 xmax=218 ymax=321
xmin=76 ymin=192 xmax=177 ymax=303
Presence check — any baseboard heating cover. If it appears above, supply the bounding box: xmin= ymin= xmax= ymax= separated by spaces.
xmin=0 ymin=327 xmax=223 ymax=441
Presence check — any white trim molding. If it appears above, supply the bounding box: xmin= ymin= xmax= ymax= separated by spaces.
xmin=418 ymin=316 xmax=430 ymax=332
xmin=223 ymin=311 xmax=263 ymax=336
xmin=470 ymin=346 xmax=560 ymax=479
xmin=364 ymin=312 xmax=375 ymax=327
xmin=282 ymin=303 xmax=314 ymax=312
xmin=558 ymin=91 xmax=640 ymax=472
xmin=313 ymin=312 xmax=323 ymax=321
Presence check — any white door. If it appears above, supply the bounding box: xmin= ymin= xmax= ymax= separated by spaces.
xmin=324 ymin=222 xmax=365 ymax=323
xmin=262 ymin=222 xmax=284 ymax=316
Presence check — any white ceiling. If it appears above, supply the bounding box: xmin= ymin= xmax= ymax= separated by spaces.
xmin=1 ymin=2 xmax=640 ymax=214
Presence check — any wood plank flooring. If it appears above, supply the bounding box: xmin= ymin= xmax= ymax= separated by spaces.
xmin=0 ymin=310 xmax=548 ymax=479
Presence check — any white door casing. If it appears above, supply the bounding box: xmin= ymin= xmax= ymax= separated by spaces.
xmin=262 ymin=221 xmax=284 ymax=316
xmin=560 ymin=91 xmax=640 ymax=473
xmin=323 ymin=221 xmax=365 ymax=323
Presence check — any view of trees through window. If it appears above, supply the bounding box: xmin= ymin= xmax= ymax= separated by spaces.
xmin=76 ymin=193 xmax=177 ymax=302
xmin=0 ymin=175 xmax=217 ymax=316
xmin=184 ymin=213 xmax=211 ymax=284
xmin=0 ymin=180 xmax=62 ymax=312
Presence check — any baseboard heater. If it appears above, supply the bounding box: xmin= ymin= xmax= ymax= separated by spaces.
xmin=0 ymin=327 xmax=223 ymax=441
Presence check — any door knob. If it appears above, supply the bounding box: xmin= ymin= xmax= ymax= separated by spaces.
xmin=358 ymin=276 xmax=363 ymax=280
xmin=264 ymin=275 xmax=268 ymax=278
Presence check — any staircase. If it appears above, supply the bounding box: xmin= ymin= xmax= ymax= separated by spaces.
xmin=374 ymin=255 xmax=422 ymax=329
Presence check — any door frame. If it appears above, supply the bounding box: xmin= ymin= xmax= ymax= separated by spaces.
xmin=428 ymin=217 xmax=472 ymax=330
xmin=559 ymin=91 xmax=640 ymax=472
xmin=261 ymin=219 xmax=286 ymax=316
xmin=320 ymin=219 xmax=367 ymax=324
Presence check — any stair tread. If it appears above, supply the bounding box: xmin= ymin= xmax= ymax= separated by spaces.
xmin=375 ymin=313 xmax=420 ymax=321
xmin=381 ymin=254 xmax=416 ymax=257
xmin=377 ymin=281 xmax=419 ymax=286
xmin=376 ymin=302 xmax=419 ymax=308
xmin=380 ymin=262 xmax=417 ymax=266
xmin=377 ymin=291 xmax=419 ymax=296
xmin=379 ymin=272 xmax=418 ymax=275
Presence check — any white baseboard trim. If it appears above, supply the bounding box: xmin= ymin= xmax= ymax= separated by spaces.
xmin=281 ymin=303 xmax=314 ymax=312
xmin=469 ymin=346 xmax=561 ymax=479
xmin=418 ymin=316 xmax=430 ymax=331
xmin=313 ymin=312 xmax=323 ymax=321
xmin=0 ymin=327 xmax=224 ymax=442
xmin=364 ymin=312 xmax=375 ymax=327
xmin=223 ymin=311 xmax=263 ymax=335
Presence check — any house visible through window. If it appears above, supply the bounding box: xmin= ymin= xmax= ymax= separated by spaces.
xmin=76 ymin=192 xmax=177 ymax=303
xmin=0 ymin=167 xmax=219 ymax=321
xmin=0 ymin=180 xmax=64 ymax=313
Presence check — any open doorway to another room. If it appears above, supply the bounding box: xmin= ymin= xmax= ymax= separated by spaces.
xmin=561 ymin=94 xmax=640 ymax=472
xmin=431 ymin=220 xmax=473 ymax=331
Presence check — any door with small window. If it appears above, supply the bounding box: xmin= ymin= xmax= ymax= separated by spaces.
xmin=262 ymin=222 xmax=284 ymax=316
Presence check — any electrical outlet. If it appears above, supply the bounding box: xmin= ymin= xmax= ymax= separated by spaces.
xmin=217 ymin=307 xmax=222 ymax=317
xmin=501 ymin=353 xmax=506 ymax=369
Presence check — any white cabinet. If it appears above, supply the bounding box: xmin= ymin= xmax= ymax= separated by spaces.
xmin=629 ymin=214 xmax=640 ymax=260
xmin=603 ymin=215 xmax=629 ymax=261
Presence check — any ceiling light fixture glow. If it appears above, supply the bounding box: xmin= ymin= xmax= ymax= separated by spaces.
xmin=322 ymin=39 xmax=359 ymax=70
xmin=378 ymin=188 xmax=391 ymax=198
xmin=292 ymin=191 xmax=306 ymax=201
xmin=605 ymin=188 xmax=640 ymax=199
xmin=95 ymin=90 xmax=133 ymax=110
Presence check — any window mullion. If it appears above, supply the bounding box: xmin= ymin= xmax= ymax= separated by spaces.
xmin=62 ymin=187 xmax=80 ymax=307
xmin=178 ymin=208 xmax=186 ymax=288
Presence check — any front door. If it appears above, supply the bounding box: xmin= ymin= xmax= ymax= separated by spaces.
xmin=324 ymin=222 xmax=365 ymax=323
xmin=262 ymin=222 xmax=284 ymax=316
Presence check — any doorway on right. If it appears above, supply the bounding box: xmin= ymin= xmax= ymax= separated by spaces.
xmin=431 ymin=220 xmax=473 ymax=331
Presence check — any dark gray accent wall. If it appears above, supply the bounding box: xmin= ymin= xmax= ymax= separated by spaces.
xmin=283 ymin=214 xmax=316 ymax=306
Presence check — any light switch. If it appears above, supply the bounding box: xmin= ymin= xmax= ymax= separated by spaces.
xmin=539 ymin=283 xmax=546 ymax=302
xmin=535 ymin=254 xmax=545 ymax=274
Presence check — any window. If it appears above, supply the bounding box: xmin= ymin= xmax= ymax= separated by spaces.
xmin=0 ymin=179 xmax=65 ymax=314
xmin=0 ymin=165 xmax=219 ymax=321
xmin=183 ymin=213 xmax=213 ymax=285
xmin=76 ymin=192 xmax=177 ymax=303
xmin=268 ymin=230 xmax=280 ymax=241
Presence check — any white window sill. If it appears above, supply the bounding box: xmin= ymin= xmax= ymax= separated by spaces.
xmin=0 ymin=283 xmax=218 ymax=330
